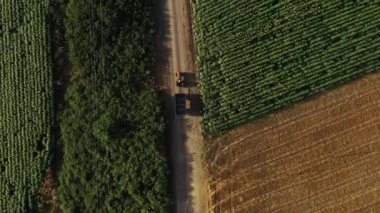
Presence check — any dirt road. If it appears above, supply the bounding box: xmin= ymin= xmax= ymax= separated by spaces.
xmin=153 ymin=0 xmax=209 ymax=212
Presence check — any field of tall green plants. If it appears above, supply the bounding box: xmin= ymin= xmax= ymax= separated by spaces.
xmin=193 ymin=0 xmax=380 ymax=133
xmin=58 ymin=0 xmax=171 ymax=212
xmin=0 ymin=0 xmax=52 ymax=211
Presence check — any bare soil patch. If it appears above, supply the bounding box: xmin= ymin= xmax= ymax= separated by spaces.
xmin=207 ymin=73 xmax=380 ymax=212
xmin=38 ymin=167 xmax=60 ymax=213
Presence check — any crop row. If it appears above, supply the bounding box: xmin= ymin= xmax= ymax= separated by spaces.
xmin=0 ymin=0 xmax=52 ymax=211
xmin=193 ymin=0 xmax=380 ymax=133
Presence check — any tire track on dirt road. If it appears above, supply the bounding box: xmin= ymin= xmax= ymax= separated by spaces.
xmin=153 ymin=0 xmax=209 ymax=212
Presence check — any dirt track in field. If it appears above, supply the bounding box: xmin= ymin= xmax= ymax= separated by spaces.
xmin=153 ymin=0 xmax=209 ymax=212
xmin=207 ymin=73 xmax=380 ymax=212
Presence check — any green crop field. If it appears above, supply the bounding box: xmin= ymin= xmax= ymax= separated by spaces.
xmin=193 ymin=0 xmax=380 ymax=133
xmin=0 ymin=0 xmax=52 ymax=211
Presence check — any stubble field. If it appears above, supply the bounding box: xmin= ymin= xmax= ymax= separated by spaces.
xmin=206 ymin=73 xmax=380 ymax=212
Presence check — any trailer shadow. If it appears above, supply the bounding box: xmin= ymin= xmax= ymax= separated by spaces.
xmin=186 ymin=94 xmax=202 ymax=116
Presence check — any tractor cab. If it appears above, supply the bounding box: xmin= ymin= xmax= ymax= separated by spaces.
xmin=176 ymin=72 xmax=185 ymax=87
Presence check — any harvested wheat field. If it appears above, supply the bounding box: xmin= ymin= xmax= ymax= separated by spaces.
xmin=207 ymin=73 xmax=380 ymax=212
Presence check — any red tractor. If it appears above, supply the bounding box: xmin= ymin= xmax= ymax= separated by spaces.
xmin=176 ymin=72 xmax=185 ymax=87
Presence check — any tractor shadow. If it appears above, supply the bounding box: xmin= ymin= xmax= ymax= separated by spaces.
xmin=181 ymin=72 xmax=197 ymax=87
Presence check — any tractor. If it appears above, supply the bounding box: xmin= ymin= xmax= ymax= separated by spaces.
xmin=176 ymin=72 xmax=185 ymax=87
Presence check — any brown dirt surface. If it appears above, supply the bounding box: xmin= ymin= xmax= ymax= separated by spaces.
xmin=153 ymin=0 xmax=210 ymax=212
xmin=38 ymin=167 xmax=60 ymax=213
xmin=207 ymin=73 xmax=380 ymax=212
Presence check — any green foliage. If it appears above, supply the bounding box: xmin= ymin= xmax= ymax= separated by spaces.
xmin=0 ymin=0 xmax=52 ymax=211
xmin=58 ymin=0 xmax=171 ymax=212
xmin=193 ymin=0 xmax=380 ymax=133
